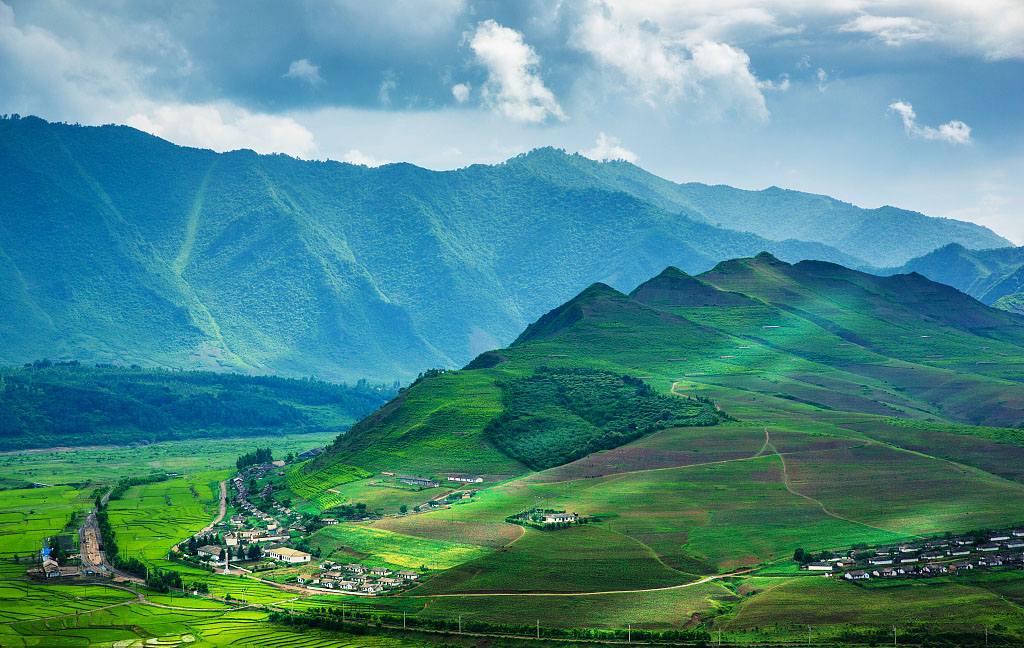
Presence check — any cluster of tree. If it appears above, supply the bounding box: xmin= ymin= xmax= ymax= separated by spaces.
xmin=146 ymin=568 xmax=184 ymax=594
xmin=268 ymin=607 xmax=711 ymax=642
xmin=322 ymin=502 xmax=367 ymax=521
xmin=792 ymin=547 xmax=835 ymax=565
xmin=182 ymin=535 xmax=262 ymax=562
xmin=0 ymin=362 xmax=395 ymax=450
xmin=486 ymin=367 xmax=722 ymax=470
xmin=236 ymin=447 xmax=273 ymax=470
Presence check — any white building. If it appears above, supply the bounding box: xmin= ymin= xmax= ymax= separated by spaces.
xmin=266 ymin=547 xmax=312 ymax=564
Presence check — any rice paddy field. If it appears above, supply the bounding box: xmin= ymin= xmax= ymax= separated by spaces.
xmin=105 ymin=472 xmax=229 ymax=565
xmin=0 ymin=485 xmax=90 ymax=560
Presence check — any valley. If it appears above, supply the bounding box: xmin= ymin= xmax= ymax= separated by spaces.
xmin=3 ymin=255 xmax=1024 ymax=646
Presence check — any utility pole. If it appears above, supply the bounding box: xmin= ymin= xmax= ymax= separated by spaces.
xmin=808 ymin=625 xmax=811 ymax=646
xmin=403 ymin=611 xmax=406 ymax=629
xmin=719 ymin=628 xmax=722 ymax=646
xmin=537 ymin=619 xmax=540 ymax=640
xmin=628 ymin=624 xmax=631 ymax=644
xmin=893 ymin=625 xmax=897 ymax=646
xmin=986 ymin=626 xmax=989 ymax=646
xmin=459 ymin=615 xmax=462 ymax=634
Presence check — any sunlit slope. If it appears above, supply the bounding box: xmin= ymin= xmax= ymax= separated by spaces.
xmin=303 ymin=258 xmax=1024 ymax=497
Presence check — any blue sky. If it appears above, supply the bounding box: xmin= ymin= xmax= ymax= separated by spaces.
xmin=2 ymin=0 xmax=1022 ymax=243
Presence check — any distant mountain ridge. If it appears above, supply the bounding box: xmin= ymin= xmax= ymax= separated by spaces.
xmin=0 ymin=115 xmax=1010 ymax=381
xmin=890 ymin=243 xmax=1024 ymax=313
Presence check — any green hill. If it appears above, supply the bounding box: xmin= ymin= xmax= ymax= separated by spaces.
xmin=0 ymin=116 xmax=1010 ymax=382
xmin=300 ymin=253 xmax=1024 ymax=490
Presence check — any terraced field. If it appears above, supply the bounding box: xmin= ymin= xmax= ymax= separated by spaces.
xmin=105 ymin=472 xmax=227 ymax=564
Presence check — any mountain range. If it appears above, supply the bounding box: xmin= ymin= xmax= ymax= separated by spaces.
xmin=0 ymin=115 xmax=1012 ymax=382
xmin=892 ymin=243 xmax=1024 ymax=314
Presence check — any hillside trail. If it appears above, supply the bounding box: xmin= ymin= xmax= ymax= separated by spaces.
xmin=765 ymin=428 xmax=906 ymax=537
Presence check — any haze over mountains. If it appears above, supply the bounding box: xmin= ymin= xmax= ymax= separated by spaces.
xmin=893 ymin=244 xmax=1024 ymax=315
xmin=0 ymin=115 xmax=1013 ymax=382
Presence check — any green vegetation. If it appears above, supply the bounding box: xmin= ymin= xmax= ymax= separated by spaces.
xmin=487 ymin=368 xmax=720 ymax=469
xmin=0 ymin=486 xmax=89 ymax=559
xmin=0 ymin=117 xmax=1008 ymax=384
xmin=0 ymin=362 xmax=393 ymax=450
xmin=310 ymin=524 xmax=490 ymax=570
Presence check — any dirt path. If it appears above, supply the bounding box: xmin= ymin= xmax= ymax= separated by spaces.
xmin=201 ymin=481 xmax=228 ymax=534
xmin=765 ymin=428 xmax=904 ymax=536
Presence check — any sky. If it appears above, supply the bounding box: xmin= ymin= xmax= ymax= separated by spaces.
xmin=2 ymin=0 xmax=1023 ymax=243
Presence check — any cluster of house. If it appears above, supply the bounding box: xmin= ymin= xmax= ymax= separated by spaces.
xmin=381 ymin=472 xmax=484 ymax=490
xmin=295 ymin=561 xmax=421 ymax=594
xmin=803 ymin=530 xmax=1024 ymax=581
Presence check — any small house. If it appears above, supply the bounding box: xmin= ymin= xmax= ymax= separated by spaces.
xmin=868 ymin=557 xmax=894 ymax=565
xmin=543 ymin=512 xmax=578 ymax=524
xmin=344 ymin=564 xmax=366 ymax=573
xmin=806 ymin=562 xmax=833 ymax=571
xmin=370 ymin=566 xmax=393 ymax=576
xmin=844 ymin=570 xmax=870 ymax=580
xmin=978 ymin=543 xmax=1000 ymax=552
xmin=197 ymin=545 xmax=223 ymax=559
xmin=397 ymin=570 xmax=420 ymax=580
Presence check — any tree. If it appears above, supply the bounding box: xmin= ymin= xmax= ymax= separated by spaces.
xmin=399 ymin=504 xmax=408 ymax=514
xmin=247 ymin=544 xmax=261 ymax=561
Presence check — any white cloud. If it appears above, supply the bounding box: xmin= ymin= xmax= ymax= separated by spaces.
xmin=379 ymin=72 xmax=397 ymax=105
xmin=582 ymin=132 xmax=638 ymax=163
xmin=815 ymin=67 xmax=829 ymax=92
xmin=127 ymin=104 xmax=318 ymax=157
xmin=283 ymin=59 xmax=323 ymax=86
xmin=889 ymin=101 xmax=971 ymax=145
xmin=451 ymin=82 xmax=471 ymax=103
xmin=342 ymin=149 xmax=389 ymax=167
xmin=839 ymin=3 xmax=1024 ymax=60
xmin=758 ymin=74 xmax=790 ymax=92
xmin=572 ymin=5 xmax=770 ymax=120
xmin=840 ymin=14 xmax=936 ymax=46
xmin=468 ymin=19 xmax=566 ymax=123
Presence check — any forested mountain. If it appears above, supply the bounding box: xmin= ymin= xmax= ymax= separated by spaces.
xmin=0 ymin=116 xmax=1009 ymax=381
xmin=304 ymin=253 xmax=1024 ymax=481
xmin=891 ymin=243 xmax=1024 ymax=310
xmin=0 ymin=361 xmax=394 ymax=450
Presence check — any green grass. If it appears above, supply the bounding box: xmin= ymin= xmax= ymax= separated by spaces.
xmin=0 ymin=486 xmax=90 ymax=559
xmin=414 ymin=524 xmax=691 ymax=594
xmin=724 ymin=576 xmax=1024 ymax=639
xmin=310 ymin=523 xmax=491 ymax=570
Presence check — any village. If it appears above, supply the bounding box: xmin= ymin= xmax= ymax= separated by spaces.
xmin=170 ymin=459 xmax=497 ymax=596
xmin=796 ymin=528 xmax=1024 ymax=581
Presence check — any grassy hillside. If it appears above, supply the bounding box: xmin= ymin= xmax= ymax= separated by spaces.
xmin=0 ymin=362 xmax=394 ymax=450
xmin=0 ymin=116 xmax=1009 ymax=382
